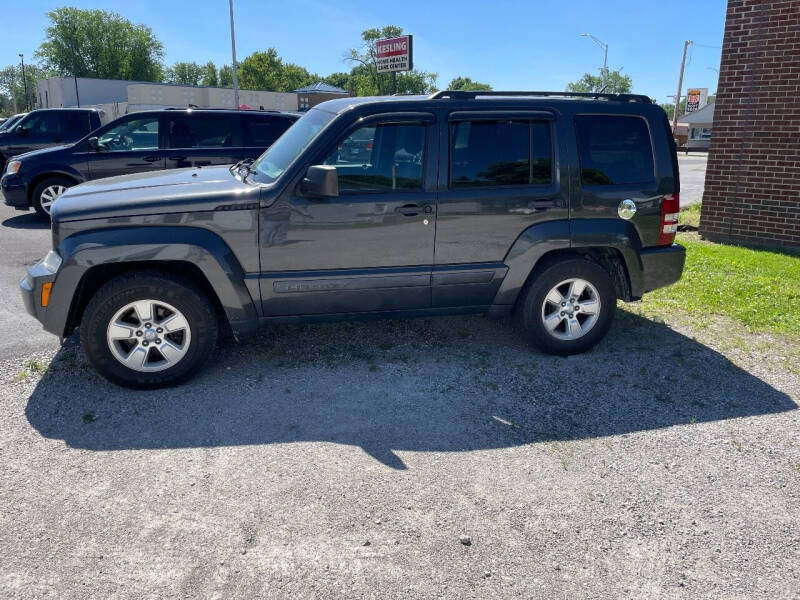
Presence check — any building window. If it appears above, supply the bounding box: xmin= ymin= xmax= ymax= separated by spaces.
xmin=690 ymin=127 xmax=712 ymax=140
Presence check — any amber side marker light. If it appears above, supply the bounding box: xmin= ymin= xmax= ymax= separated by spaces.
xmin=41 ymin=282 xmax=53 ymax=307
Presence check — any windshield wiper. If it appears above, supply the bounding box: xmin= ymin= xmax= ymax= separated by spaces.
xmin=231 ymin=158 xmax=256 ymax=180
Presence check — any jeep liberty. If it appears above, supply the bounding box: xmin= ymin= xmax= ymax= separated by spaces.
xmin=21 ymin=91 xmax=686 ymax=388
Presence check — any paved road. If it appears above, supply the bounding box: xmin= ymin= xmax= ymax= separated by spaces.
xmin=0 ymin=206 xmax=59 ymax=357
xmin=677 ymin=154 xmax=707 ymax=207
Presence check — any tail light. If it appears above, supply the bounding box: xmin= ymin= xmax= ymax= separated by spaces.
xmin=658 ymin=193 xmax=680 ymax=246
xmin=366 ymin=142 xmax=373 ymax=151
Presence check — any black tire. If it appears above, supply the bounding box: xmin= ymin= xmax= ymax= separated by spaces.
xmin=80 ymin=271 xmax=219 ymax=389
xmin=31 ymin=176 xmax=73 ymax=219
xmin=519 ymin=258 xmax=616 ymax=355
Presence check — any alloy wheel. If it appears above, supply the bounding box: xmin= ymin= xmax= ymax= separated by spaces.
xmin=540 ymin=278 xmax=602 ymax=340
xmin=106 ymin=299 xmax=192 ymax=372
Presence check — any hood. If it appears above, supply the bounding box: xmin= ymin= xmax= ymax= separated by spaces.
xmin=50 ymin=165 xmax=260 ymax=222
xmin=9 ymin=144 xmax=73 ymax=161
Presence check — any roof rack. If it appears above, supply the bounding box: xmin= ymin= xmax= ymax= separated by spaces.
xmin=428 ymin=90 xmax=652 ymax=103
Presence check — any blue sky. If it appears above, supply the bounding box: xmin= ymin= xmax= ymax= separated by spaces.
xmin=3 ymin=0 xmax=726 ymax=102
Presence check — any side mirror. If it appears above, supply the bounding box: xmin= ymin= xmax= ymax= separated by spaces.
xmin=15 ymin=125 xmax=28 ymax=137
xmin=87 ymin=136 xmax=99 ymax=151
xmin=300 ymin=165 xmax=338 ymax=198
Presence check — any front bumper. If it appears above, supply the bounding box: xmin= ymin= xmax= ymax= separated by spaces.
xmin=21 ymin=251 xmax=61 ymax=331
xmin=1 ymin=173 xmax=28 ymax=208
xmin=640 ymin=243 xmax=686 ymax=293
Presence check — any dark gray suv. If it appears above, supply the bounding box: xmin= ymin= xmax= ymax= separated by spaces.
xmin=21 ymin=91 xmax=685 ymax=388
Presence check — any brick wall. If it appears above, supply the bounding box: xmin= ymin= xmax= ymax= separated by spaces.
xmin=699 ymin=0 xmax=800 ymax=248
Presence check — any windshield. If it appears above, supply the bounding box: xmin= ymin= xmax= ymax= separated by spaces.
xmin=0 ymin=114 xmax=25 ymax=133
xmin=251 ymin=108 xmax=334 ymax=183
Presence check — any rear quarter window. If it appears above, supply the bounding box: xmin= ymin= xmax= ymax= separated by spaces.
xmin=575 ymin=115 xmax=654 ymax=185
xmin=243 ymin=116 xmax=293 ymax=147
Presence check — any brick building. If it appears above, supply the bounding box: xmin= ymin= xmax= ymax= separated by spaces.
xmin=699 ymin=0 xmax=800 ymax=248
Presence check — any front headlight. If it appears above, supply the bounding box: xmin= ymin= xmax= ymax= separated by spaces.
xmin=5 ymin=160 xmax=21 ymax=175
xmin=41 ymin=250 xmax=62 ymax=274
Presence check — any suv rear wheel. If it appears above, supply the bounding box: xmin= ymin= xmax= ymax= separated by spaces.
xmin=519 ymin=258 xmax=616 ymax=355
xmin=32 ymin=176 xmax=73 ymax=218
xmin=80 ymin=271 xmax=218 ymax=388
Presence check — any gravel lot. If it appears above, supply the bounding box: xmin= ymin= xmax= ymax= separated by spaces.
xmin=1 ymin=199 xmax=798 ymax=598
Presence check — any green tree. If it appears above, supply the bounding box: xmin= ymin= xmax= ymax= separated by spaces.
xmin=566 ymin=70 xmax=632 ymax=94
xmin=345 ymin=26 xmax=438 ymax=95
xmin=36 ymin=7 xmax=164 ymax=81
xmin=238 ymin=48 xmax=317 ymax=92
xmin=218 ymin=65 xmax=234 ymax=87
xmin=281 ymin=62 xmax=317 ymax=92
xmin=0 ymin=64 xmax=53 ymax=111
xmin=447 ymin=76 xmax=492 ymax=91
xmin=201 ymin=61 xmax=218 ymax=87
xmin=238 ymin=48 xmax=282 ymax=90
xmin=0 ymin=93 xmax=14 ymax=117
xmin=396 ymin=70 xmax=438 ymax=94
xmin=165 ymin=61 xmax=204 ymax=85
xmin=322 ymin=72 xmax=351 ymax=91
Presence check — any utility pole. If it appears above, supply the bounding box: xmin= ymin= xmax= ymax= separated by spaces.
xmin=18 ymin=54 xmax=28 ymax=111
xmin=581 ymin=33 xmax=609 ymax=90
xmin=228 ymin=0 xmax=240 ymax=110
xmin=68 ymin=39 xmax=80 ymax=107
xmin=11 ymin=74 xmax=18 ymax=113
xmin=672 ymin=40 xmax=693 ymax=133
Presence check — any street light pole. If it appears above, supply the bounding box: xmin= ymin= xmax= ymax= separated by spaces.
xmin=581 ymin=33 xmax=609 ymax=90
xmin=228 ymin=0 xmax=240 ymax=110
xmin=18 ymin=53 xmax=29 ymax=111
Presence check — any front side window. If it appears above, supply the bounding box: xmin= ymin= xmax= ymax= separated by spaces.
xmin=168 ymin=115 xmax=235 ymax=149
xmin=450 ymin=119 xmax=552 ymax=188
xmin=324 ymin=122 xmax=426 ymax=193
xmin=575 ymin=115 xmax=654 ymax=186
xmin=19 ymin=112 xmax=62 ymax=137
xmin=98 ymin=117 xmax=159 ymax=151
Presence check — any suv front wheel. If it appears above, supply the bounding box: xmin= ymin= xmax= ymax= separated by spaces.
xmin=80 ymin=271 xmax=219 ymax=388
xmin=519 ymin=258 xmax=616 ymax=355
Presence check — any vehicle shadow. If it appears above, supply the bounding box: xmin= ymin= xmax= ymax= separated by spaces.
xmin=25 ymin=311 xmax=797 ymax=469
xmin=2 ymin=212 xmax=48 ymax=229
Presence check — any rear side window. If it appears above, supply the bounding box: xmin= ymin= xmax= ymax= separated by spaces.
xmin=575 ymin=115 xmax=654 ymax=185
xmin=168 ymin=115 xmax=235 ymax=148
xmin=61 ymin=112 xmax=91 ymax=138
xmin=243 ymin=116 xmax=293 ymax=147
xmin=450 ymin=120 xmax=552 ymax=188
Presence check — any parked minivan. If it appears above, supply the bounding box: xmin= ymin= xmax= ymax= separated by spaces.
xmin=2 ymin=108 xmax=299 ymax=216
xmin=0 ymin=108 xmax=102 ymax=171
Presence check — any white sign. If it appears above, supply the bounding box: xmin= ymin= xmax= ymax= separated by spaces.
xmin=376 ymin=35 xmax=413 ymax=73
xmin=686 ymin=87 xmax=709 ymax=113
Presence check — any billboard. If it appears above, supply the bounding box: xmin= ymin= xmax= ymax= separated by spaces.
xmin=686 ymin=88 xmax=709 ymax=113
xmin=376 ymin=35 xmax=413 ymax=73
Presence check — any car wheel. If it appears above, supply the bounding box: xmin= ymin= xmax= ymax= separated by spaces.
xmin=32 ymin=176 xmax=73 ymax=218
xmin=519 ymin=258 xmax=616 ymax=355
xmin=80 ymin=271 xmax=219 ymax=389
